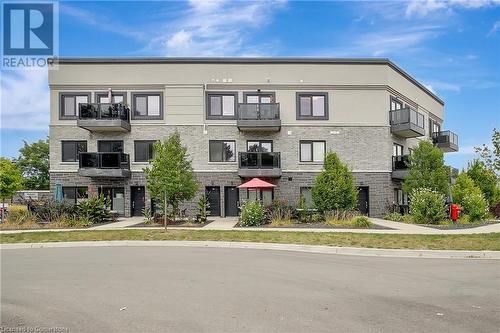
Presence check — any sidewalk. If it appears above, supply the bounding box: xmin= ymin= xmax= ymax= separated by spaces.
xmin=1 ymin=217 xmax=499 ymax=235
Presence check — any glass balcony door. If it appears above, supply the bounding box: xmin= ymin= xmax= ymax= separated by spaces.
xmin=245 ymin=94 xmax=273 ymax=104
xmin=247 ymin=140 xmax=273 ymax=153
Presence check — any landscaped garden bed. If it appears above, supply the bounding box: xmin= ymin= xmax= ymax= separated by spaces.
xmin=130 ymin=219 xmax=212 ymax=228
xmin=240 ymin=221 xmax=392 ymax=230
xmin=0 ymin=196 xmax=116 ymax=230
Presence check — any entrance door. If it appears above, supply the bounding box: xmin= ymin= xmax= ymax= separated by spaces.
xmin=224 ymin=187 xmax=239 ymax=217
xmin=131 ymin=186 xmax=145 ymax=217
xmin=357 ymin=187 xmax=369 ymax=215
xmin=205 ymin=186 xmax=221 ymax=216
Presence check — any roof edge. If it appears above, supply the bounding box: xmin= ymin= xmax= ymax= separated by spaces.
xmin=49 ymin=57 xmax=444 ymax=105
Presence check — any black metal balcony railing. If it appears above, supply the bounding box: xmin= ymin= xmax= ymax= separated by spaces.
xmin=238 ymin=103 xmax=280 ymax=120
xmin=432 ymin=130 xmax=459 ymax=146
xmin=239 ymin=152 xmax=281 ymax=169
xmin=392 ymin=155 xmax=409 ymax=171
xmin=79 ymin=152 xmax=130 ymax=170
xmin=79 ymin=103 xmax=129 ymax=121
xmin=390 ymin=108 xmax=425 ymax=129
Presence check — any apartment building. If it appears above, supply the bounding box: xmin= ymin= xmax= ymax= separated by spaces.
xmin=48 ymin=58 xmax=459 ymax=217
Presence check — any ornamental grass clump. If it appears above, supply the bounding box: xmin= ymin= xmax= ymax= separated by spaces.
xmin=409 ymin=188 xmax=447 ymax=224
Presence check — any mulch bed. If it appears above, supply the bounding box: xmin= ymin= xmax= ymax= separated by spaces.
xmin=420 ymin=221 xmax=499 ymax=230
xmin=129 ymin=220 xmax=212 ymax=228
xmin=237 ymin=222 xmax=393 ymax=230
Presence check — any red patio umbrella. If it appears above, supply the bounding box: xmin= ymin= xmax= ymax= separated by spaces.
xmin=237 ymin=178 xmax=276 ymax=189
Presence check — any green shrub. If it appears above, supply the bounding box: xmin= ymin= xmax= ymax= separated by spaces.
xmin=29 ymin=200 xmax=76 ymax=222
xmin=384 ymin=212 xmax=403 ymax=222
xmin=310 ymin=213 xmax=323 ymax=223
xmin=297 ymin=193 xmax=308 ymax=223
xmin=240 ymin=201 xmax=265 ymax=226
xmin=353 ymin=216 xmax=371 ymax=228
xmin=196 ymin=195 xmax=210 ymax=223
xmin=466 ymin=159 xmax=500 ymax=209
xmin=311 ymin=152 xmax=357 ymax=212
xmin=461 ymin=192 xmax=488 ymax=222
xmin=77 ymin=194 xmax=111 ymax=224
xmin=142 ymin=206 xmax=153 ymax=224
xmin=452 ymin=173 xmax=482 ymax=205
xmin=409 ymin=188 xmax=447 ymax=224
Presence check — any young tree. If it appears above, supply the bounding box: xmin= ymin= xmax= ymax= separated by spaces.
xmin=403 ymin=141 xmax=450 ymax=195
xmin=466 ymin=159 xmax=500 ymax=209
xmin=474 ymin=128 xmax=499 ymax=174
xmin=311 ymin=152 xmax=358 ymax=212
xmin=452 ymin=172 xmax=482 ymax=205
xmin=143 ymin=132 xmax=197 ymax=230
xmin=0 ymin=158 xmax=23 ymax=221
xmin=15 ymin=138 xmax=49 ymax=190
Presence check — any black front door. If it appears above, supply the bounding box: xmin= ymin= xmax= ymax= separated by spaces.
xmin=131 ymin=186 xmax=145 ymax=216
xmin=224 ymin=187 xmax=239 ymax=217
xmin=206 ymin=186 xmax=221 ymax=216
xmin=357 ymin=187 xmax=369 ymax=215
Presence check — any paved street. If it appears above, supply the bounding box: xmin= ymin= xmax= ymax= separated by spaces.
xmin=2 ymin=246 xmax=499 ymax=333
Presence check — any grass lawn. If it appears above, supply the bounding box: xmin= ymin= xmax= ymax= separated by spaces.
xmin=1 ymin=230 xmax=499 ymax=251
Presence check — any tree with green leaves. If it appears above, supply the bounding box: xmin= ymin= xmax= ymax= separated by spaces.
xmin=311 ymin=152 xmax=357 ymax=212
xmin=466 ymin=159 xmax=500 ymax=209
xmin=143 ymin=132 xmax=197 ymax=230
xmin=474 ymin=128 xmax=499 ymax=174
xmin=0 ymin=158 xmax=23 ymax=221
xmin=15 ymin=138 xmax=49 ymax=190
xmin=403 ymin=141 xmax=450 ymax=195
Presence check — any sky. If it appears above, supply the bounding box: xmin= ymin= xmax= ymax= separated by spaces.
xmin=1 ymin=0 xmax=499 ymax=169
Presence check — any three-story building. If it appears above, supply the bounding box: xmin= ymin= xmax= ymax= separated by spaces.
xmin=48 ymin=58 xmax=458 ymax=217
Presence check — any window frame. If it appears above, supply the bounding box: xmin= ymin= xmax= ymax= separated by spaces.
xmin=62 ymin=186 xmax=89 ymax=205
xmin=98 ymin=140 xmax=124 ymax=153
xmin=246 ymin=140 xmax=273 ymax=152
xmin=61 ymin=140 xmax=87 ymax=162
xmin=299 ymin=140 xmax=326 ymax=163
xmin=59 ymin=92 xmax=91 ymax=119
xmin=296 ymin=92 xmax=329 ymax=120
xmin=134 ymin=140 xmax=156 ymax=162
xmin=95 ymin=92 xmax=127 ymax=105
xmin=299 ymin=187 xmax=313 ymax=208
xmin=390 ymin=96 xmax=403 ymax=111
xmin=131 ymin=92 xmax=163 ymax=120
xmin=242 ymin=91 xmax=276 ymax=103
xmin=208 ymin=140 xmax=237 ymax=163
xmin=206 ymin=92 xmax=238 ymax=120
xmin=393 ymin=143 xmax=404 ymax=157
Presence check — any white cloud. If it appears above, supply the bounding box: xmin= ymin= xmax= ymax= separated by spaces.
xmin=488 ymin=20 xmax=500 ymax=35
xmin=147 ymin=0 xmax=287 ymax=56
xmin=0 ymin=69 xmax=49 ymax=130
xmin=405 ymin=0 xmax=500 ymax=17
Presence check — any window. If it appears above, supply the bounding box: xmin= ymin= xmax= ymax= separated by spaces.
xmin=429 ymin=119 xmax=441 ymax=137
xmin=296 ymin=93 xmax=328 ymax=119
xmin=244 ymin=92 xmax=274 ymax=104
xmin=98 ymin=141 xmax=123 ymax=153
xmin=390 ymin=97 xmax=403 ymax=111
xmin=209 ymin=140 xmax=236 ymax=162
xmin=60 ymin=93 xmax=90 ymax=118
xmin=300 ymin=140 xmax=325 ymax=162
xmin=134 ymin=141 xmax=155 ymax=162
xmin=61 ymin=141 xmax=87 ymax=162
xmin=62 ymin=187 xmax=88 ymax=205
xmin=393 ymin=143 xmax=403 ymax=157
xmin=207 ymin=92 xmax=237 ymax=118
xmin=132 ymin=93 xmax=162 ymax=119
xmin=394 ymin=189 xmax=408 ymax=206
xmin=300 ymin=187 xmax=313 ymax=207
xmin=247 ymin=141 xmax=272 ymax=152
xmin=96 ymin=92 xmax=126 ymax=104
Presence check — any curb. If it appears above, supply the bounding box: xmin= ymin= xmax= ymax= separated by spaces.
xmin=1 ymin=240 xmax=498 ymax=259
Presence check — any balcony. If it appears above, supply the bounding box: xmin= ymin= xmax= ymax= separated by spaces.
xmin=77 ymin=103 xmax=130 ymax=132
xmin=390 ymin=108 xmax=425 ymax=138
xmin=238 ymin=152 xmax=282 ymax=178
xmin=432 ymin=131 xmax=459 ymax=152
xmin=237 ymin=103 xmax=281 ymax=132
xmin=78 ymin=152 xmax=131 ymax=178
xmin=391 ymin=155 xmax=409 ymax=180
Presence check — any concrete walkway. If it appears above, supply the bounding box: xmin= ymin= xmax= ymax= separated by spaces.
xmin=1 ymin=217 xmax=499 ymax=235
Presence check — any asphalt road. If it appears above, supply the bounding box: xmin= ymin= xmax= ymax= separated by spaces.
xmin=1 ymin=247 xmax=499 ymax=333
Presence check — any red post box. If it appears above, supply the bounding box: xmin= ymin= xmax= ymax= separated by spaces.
xmin=450 ymin=203 xmax=460 ymax=222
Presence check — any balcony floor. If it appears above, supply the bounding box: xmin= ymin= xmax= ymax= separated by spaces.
xmin=78 ymin=168 xmax=131 ymax=178
xmin=77 ymin=119 xmax=131 ymax=132
xmin=238 ymin=168 xmax=282 ymax=178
